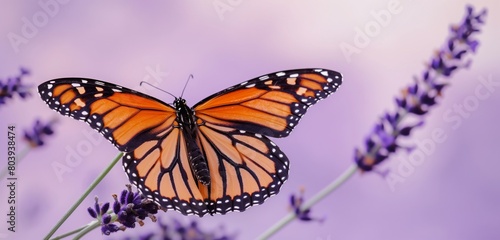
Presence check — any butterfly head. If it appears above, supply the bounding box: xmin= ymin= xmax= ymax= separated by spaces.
xmin=173 ymin=97 xmax=188 ymax=110
xmin=173 ymin=97 xmax=196 ymax=126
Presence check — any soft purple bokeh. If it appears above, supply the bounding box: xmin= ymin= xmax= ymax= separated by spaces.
xmin=1 ymin=1 xmax=499 ymax=239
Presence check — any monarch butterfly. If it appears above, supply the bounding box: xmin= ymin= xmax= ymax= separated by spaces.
xmin=38 ymin=68 xmax=342 ymax=216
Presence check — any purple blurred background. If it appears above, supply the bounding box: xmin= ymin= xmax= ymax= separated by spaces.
xmin=1 ymin=1 xmax=499 ymax=239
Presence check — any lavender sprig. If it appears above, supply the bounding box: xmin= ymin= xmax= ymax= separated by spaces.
xmin=289 ymin=188 xmax=324 ymax=223
xmin=83 ymin=185 xmax=235 ymax=239
xmin=87 ymin=185 xmax=161 ymax=235
xmin=0 ymin=67 xmax=31 ymax=105
xmin=355 ymin=6 xmax=487 ymax=171
xmin=23 ymin=118 xmax=57 ymax=148
xmin=126 ymin=218 xmax=235 ymax=240
xmin=260 ymin=6 xmax=487 ymax=239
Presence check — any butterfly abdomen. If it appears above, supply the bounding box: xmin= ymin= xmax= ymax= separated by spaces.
xmin=175 ymin=98 xmax=211 ymax=185
xmin=187 ymin=144 xmax=211 ymax=185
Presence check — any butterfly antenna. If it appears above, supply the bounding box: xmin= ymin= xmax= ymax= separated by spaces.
xmin=140 ymin=81 xmax=177 ymax=99
xmin=180 ymin=74 xmax=194 ymax=98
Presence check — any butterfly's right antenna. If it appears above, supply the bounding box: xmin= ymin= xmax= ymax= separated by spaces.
xmin=140 ymin=81 xmax=177 ymax=99
xmin=180 ymin=74 xmax=194 ymax=98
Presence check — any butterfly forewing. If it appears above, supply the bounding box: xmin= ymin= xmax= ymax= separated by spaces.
xmin=38 ymin=78 xmax=177 ymax=152
xmin=193 ymin=69 xmax=342 ymax=138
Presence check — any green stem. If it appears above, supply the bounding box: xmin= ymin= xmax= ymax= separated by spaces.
xmin=54 ymin=210 xmax=117 ymax=239
xmin=257 ymin=163 xmax=358 ymax=240
xmin=50 ymin=225 xmax=86 ymax=240
xmin=44 ymin=152 xmax=123 ymax=240
xmin=72 ymin=220 xmax=101 ymax=240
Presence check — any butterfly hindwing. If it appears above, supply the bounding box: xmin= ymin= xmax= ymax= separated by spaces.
xmin=193 ymin=68 xmax=342 ymax=138
xmin=122 ymin=125 xmax=208 ymax=216
xmin=38 ymin=78 xmax=177 ymax=152
xmin=196 ymin=121 xmax=289 ymax=215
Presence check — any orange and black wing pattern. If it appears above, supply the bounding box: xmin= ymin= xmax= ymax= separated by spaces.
xmin=194 ymin=68 xmax=343 ymax=138
xmin=189 ymin=68 xmax=342 ymax=215
xmin=194 ymin=121 xmax=289 ymax=215
xmin=37 ymin=78 xmax=177 ymax=152
xmin=122 ymin=122 xmax=208 ymax=215
xmin=37 ymin=68 xmax=343 ymax=217
xmin=38 ymin=78 xmax=207 ymax=214
xmin=121 ymin=119 xmax=289 ymax=216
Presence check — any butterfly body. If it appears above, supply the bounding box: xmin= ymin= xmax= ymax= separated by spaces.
xmin=38 ymin=68 xmax=342 ymax=216
xmin=173 ymin=98 xmax=211 ymax=185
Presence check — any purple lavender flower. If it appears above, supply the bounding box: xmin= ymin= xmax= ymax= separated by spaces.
xmin=23 ymin=118 xmax=57 ymax=148
xmin=289 ymin=188 xmax=324 ymax=223
xmin=171 ymin=219 xmax=234 ymax=240
xmin=87 ymin=197 xmax=122 ymax=235
xmin=124 ymin=218 xmax=235 ymax=240
xmin=91 ymin=186 xmax=235 ymax=239
xmin=0 ymin=67 xmax=31 ymax=105
xmin=355 ymin=6 xmax=487 ymax=171
xmin=87 ymin=185 xmax=160 ymax=235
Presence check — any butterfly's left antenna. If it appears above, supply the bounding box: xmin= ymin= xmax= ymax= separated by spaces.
xmin=140 ymin=81 xmax=177 ymax=99
xmin=180 ymin=74 xmax=194 ymax=98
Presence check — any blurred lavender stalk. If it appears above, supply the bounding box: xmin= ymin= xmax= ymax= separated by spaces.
xmin=125 ymin=218 xmax=235 ymax=240
xmin=260 ymin=5 xmax=487 ymax=239
xmin=0 ymin=67 xmax=31 ymax=105
xmin=289 ymin=188 xmax=324 ymax=223
xmin=23 ymin=118 xmax=57 ymax=148
xmin=355 ymin=6 xmax=487 ymax=171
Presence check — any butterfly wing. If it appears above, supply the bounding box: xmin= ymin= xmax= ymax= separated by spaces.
xmin=38 ymin=78 xmax=208 ymax=214
xmin=122 ymin=124 xmax=210 ymax=216
xmin=195 ymin=121 xmax=289 ymax=215
xmin=191 ymin=68 xmax=342 ymax=214
xmin=38 ymin=78 xmax=177 ymax=152
xmin=193 ymin=68 xmax=343 ymax=138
